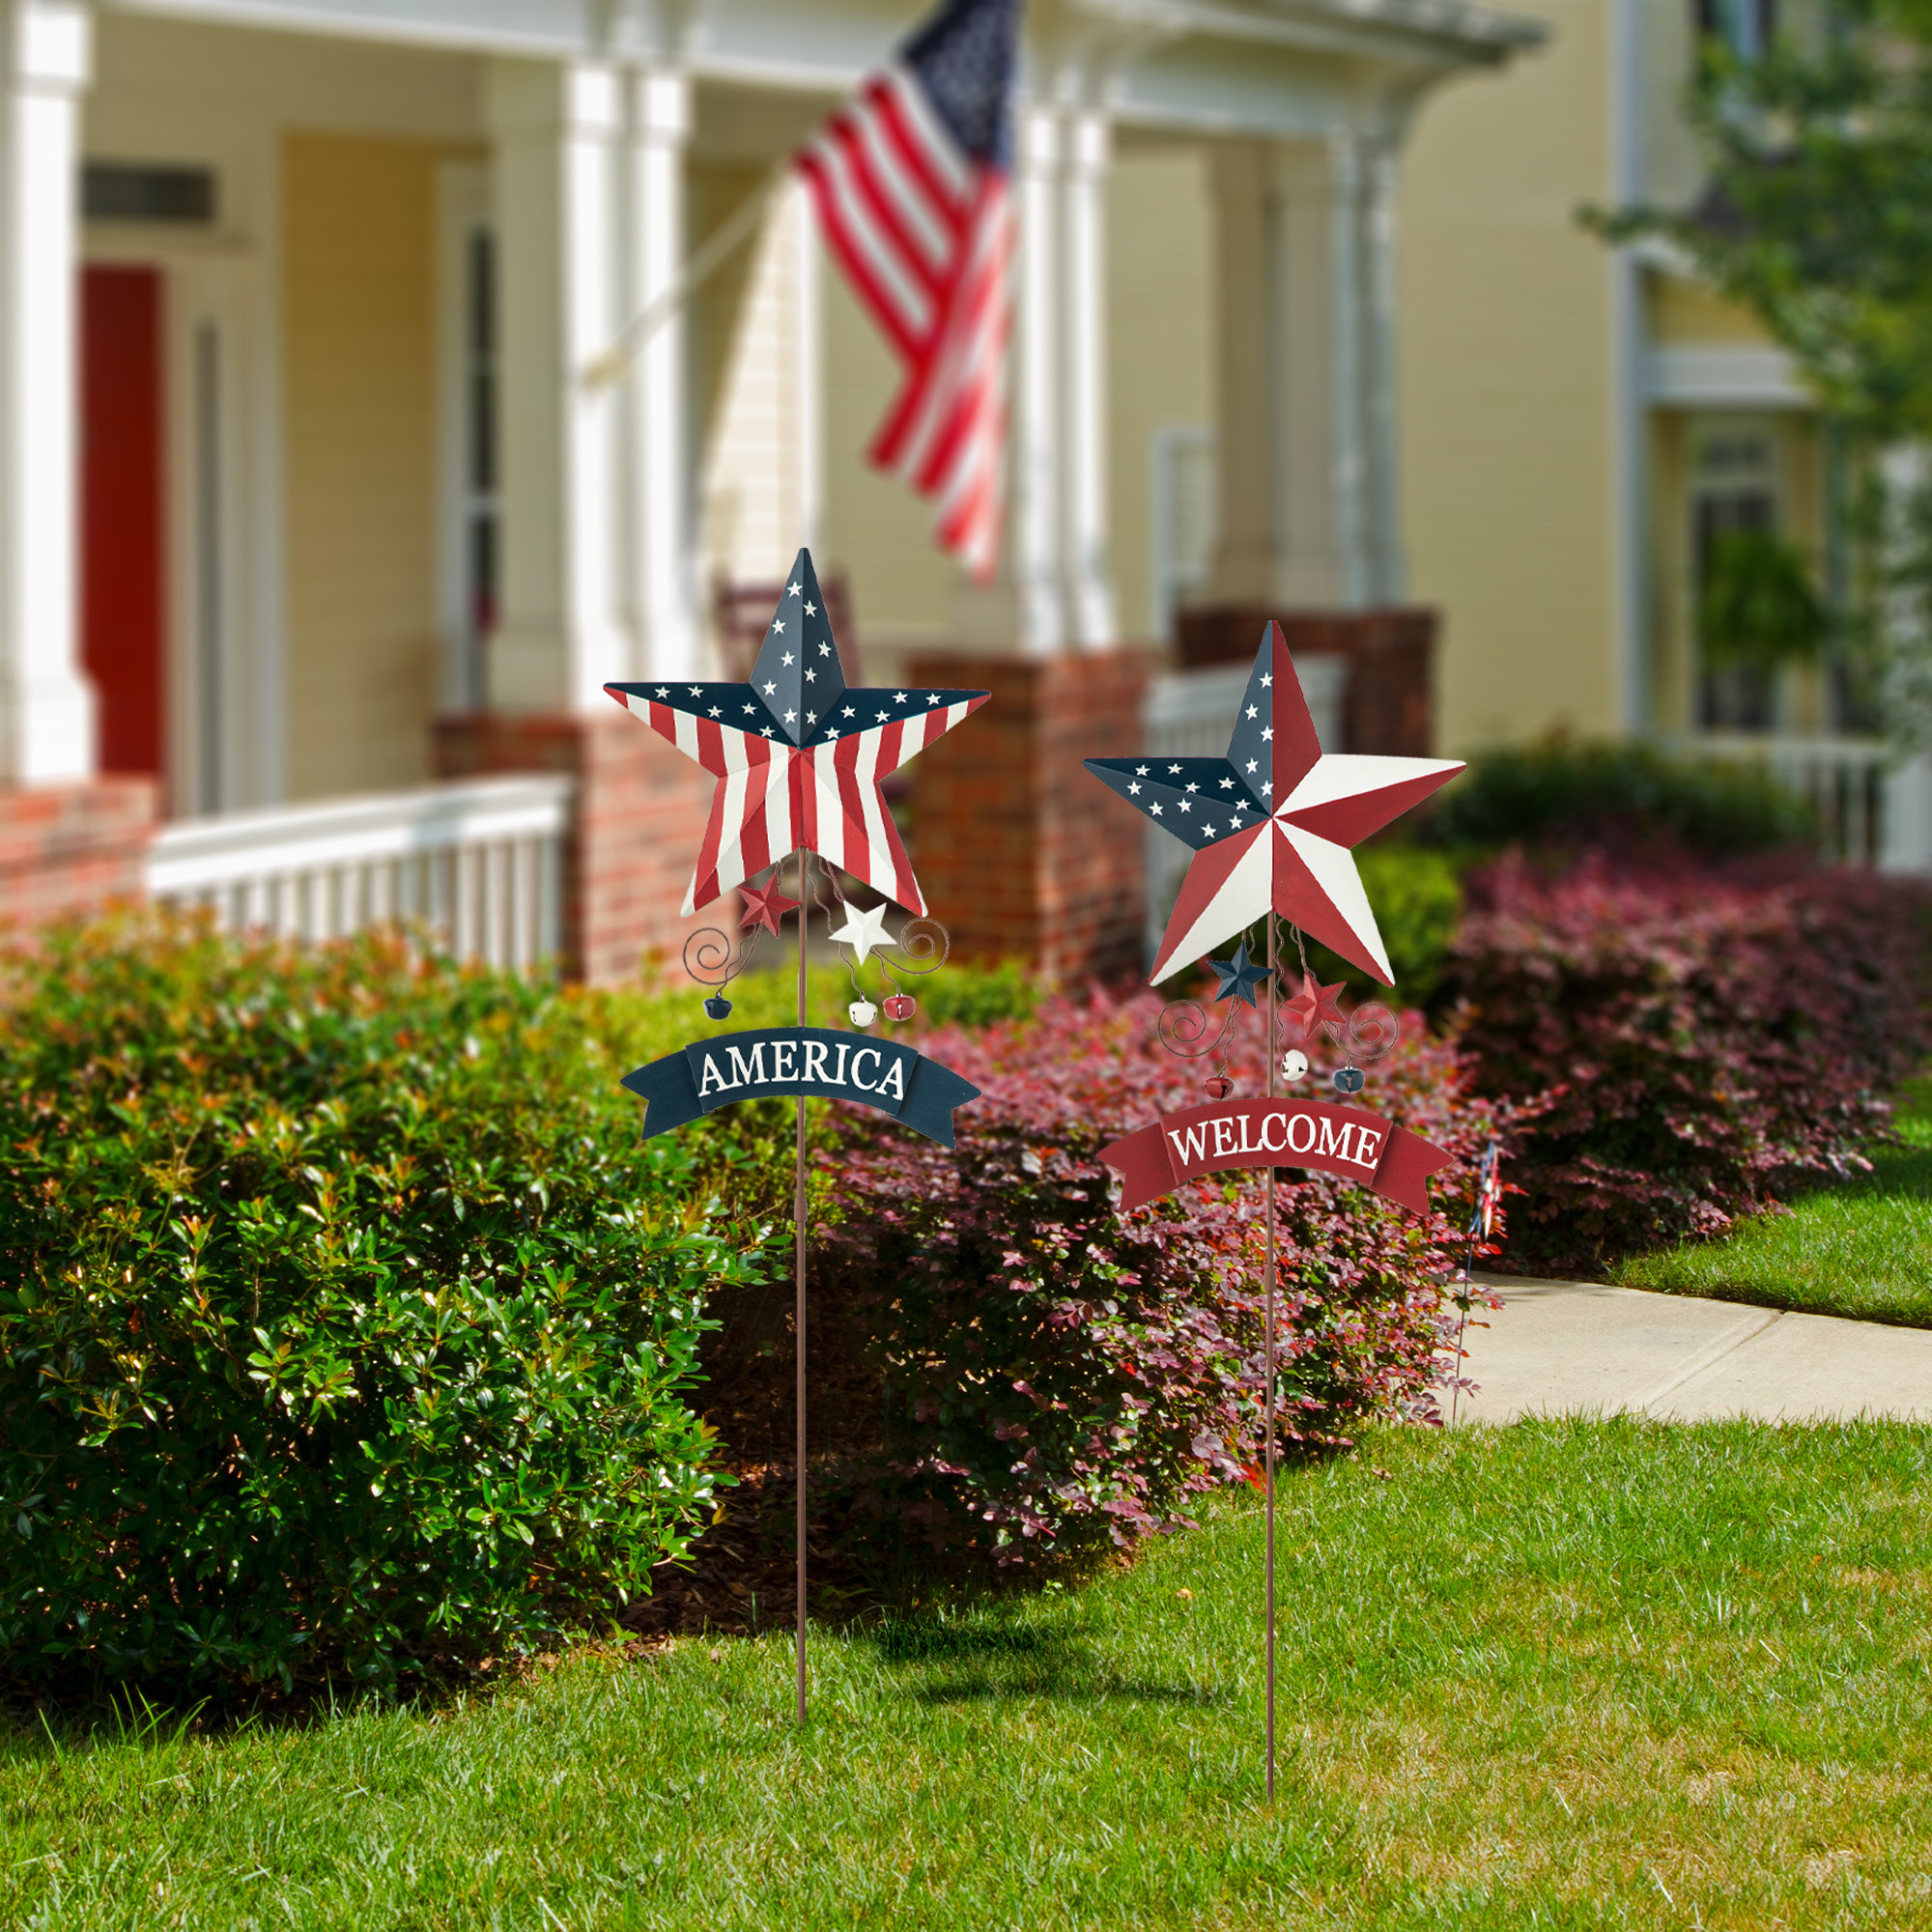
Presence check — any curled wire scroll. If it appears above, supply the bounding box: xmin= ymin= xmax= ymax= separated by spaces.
xmin=1279 ymin=1000 xmax=1402 ymax=1064
xmin=682 ymin=924 xmax=762 ymax=989
xmin=1157 ymin=998 xmax=1236 ymax=1062
xmin=882 ymin=917 xmax=950 ymax=978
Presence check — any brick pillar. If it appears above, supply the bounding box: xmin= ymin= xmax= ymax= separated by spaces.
xmin=1175 ymin=605 xmax=1440 ymax=757
xmin=907 ymin=651 xmax=1149 ymax=985
xmin=0 ymin=779 xmax=155 ymax=926
xmin=432 ymin=711 xmax=719 ymax=985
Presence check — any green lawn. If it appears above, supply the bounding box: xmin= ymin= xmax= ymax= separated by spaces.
xmin=6 ymin=1419 xmax=1930 ymax=1929
xmin=1613 ymin=1075 xmax=1932 ymax=1328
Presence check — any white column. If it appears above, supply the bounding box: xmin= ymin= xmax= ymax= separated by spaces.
xmin=621 ymin=65 xmax=697 ymax=683
xmin=1358 ymin=131 xmax=1405 ymax=605
xmin=0 ymin=0 xmax=95 ymax=782
xmin=484 ymin=58 xmax=626 ymax=713
xmin=953 ymin=103 xmax=1065 ymax=656
xmin=1059 ymin=105 xmax=1116 ymax=648
xmin=1210 ymin=133 xmax=1396 ymax=612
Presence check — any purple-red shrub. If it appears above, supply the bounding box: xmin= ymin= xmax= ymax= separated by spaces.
xmin=806 ymin=986 xmax=1514 ymax=1574
xmin=1444 ymin=855 xmax=1932 ymax=1272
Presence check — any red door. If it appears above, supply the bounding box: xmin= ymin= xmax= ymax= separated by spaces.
xmin=80 ymin=265 xmax=165 ymax=779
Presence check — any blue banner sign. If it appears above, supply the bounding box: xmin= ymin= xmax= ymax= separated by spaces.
xmin=623 ymin=1027 xmax=980 ymax=1148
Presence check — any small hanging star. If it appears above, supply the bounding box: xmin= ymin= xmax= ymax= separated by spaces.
xmin=1207 ymin=941 xmax=1271 ymax=1009
xmin=827 ymin=899 xmax=895 ymax=965
xmin=738 ymin=876 xmax=802 ymax=936
xmin=1283 ymin=972 xmax=1348 ymax=1037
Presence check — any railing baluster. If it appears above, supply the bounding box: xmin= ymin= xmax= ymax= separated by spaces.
xmin=146 ymin=778 xmax=574 ymax=973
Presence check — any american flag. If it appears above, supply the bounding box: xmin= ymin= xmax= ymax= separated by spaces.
xmin=1472 ymin=1140 xmax=1503 ymax=1242
xmin=606 ymin=550 xmax=987 ymax=916
xmin=798 ymin=0 xmax=1019 ymax=580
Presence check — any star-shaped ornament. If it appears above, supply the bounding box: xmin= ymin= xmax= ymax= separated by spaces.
xmin=1283 ymin=973 xmax=1348 ymax=1037
xmin=1085 ymin=622 xmax=1464 ymax=983
xmin=606 ymin=548 xmax=988 ymax=916
xmin=1207 ymin=941 xmax=1271 ymax=1009
xmin=738 ymin=876 xmax=802 ymax=937
xmin=827 ymin=899 xmax=895 ymax=965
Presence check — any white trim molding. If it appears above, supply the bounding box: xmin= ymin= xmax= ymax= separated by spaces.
xmin=1645 ymin=344 xmax=1810 ymax=411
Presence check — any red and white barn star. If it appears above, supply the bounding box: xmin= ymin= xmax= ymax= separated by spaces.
xmin=1087 ymin=621 xmax=1464 ymax=983
xmin=606 ymin=549 xmax=987 ymax=917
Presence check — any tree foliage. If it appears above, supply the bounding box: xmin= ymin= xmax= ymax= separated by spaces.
xmin=1587 ymin=4 xmax=1932 ymax=738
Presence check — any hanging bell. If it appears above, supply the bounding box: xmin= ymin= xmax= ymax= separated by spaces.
xmin=1205 ymin=1074 xmax=1234 ymax=1100
xmin=1332 ymin=1065 xmax=1366 ymax=1096
xmin=703 ymin=994 xmax=733 ymax=1021
xmin=848 ymin=998 xmax=878 ymax=1028
xmin=1281 ymin=1049 xmax=1308 ymax=1080
xmin=883 ymin=993 xmax=917 ymax=1023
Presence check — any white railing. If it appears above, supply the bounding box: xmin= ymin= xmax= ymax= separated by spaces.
xmin=1141 ymin=658 xmax=1347 ymax=960
xmin=147 ymin=775 xmax=574 ymax=971
xmin=1676 ymin=734 xmax=1932 ymax=871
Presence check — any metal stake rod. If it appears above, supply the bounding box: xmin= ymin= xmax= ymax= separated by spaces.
xmin=1264 ymin=914 xmax=1278 ymax=1803
xmin=796 ymin=853 xmax=810 ymax=1726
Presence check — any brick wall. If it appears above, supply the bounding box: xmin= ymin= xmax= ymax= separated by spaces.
xmin=433 ymin=711 xmax=721 ymax=985
xmin=908 ymin=651 xmax=1151 ymax=985
xmin=1176 ymin=606 xmax=1440 ymax=757
xmin=0 ymin=780 xmax=156 ymax=928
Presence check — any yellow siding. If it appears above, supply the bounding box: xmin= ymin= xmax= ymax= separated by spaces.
xmin=1646 ymin=271 xmax=1776 ymax=346
xmin=1106 ymin=141 xmax=1216 ymax=644
xmin=283 ymin=132 xmax=454 ymax=799
xmin=1398 ymin=0 xmax=1621 ymax=753
xmin=694 ymin=175 xmax=813 ymax=609
xmin=820 ymin=233 xmax=954 ymax=653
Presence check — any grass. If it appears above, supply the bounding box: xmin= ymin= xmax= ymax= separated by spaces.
xmin=1613 ymin=1074 xmax=1932 ymax=1328
xmin=6 ymin=1419 xmax=1931 ymax=1929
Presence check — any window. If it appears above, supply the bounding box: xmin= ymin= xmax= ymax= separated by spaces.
xmin=1690 ymin=421 xmax=1780 ymax=730
xmin=82 ymin=162 xmax=216 ymax=226
xmin=1693 ymin=0 xmax=1776 ymax=60
xmin=1150 ymin=427 xmax=1216 ymax=642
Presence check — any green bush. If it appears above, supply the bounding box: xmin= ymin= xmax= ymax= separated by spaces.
xmin=1697 ymin=528 xmax=1829 ymax=674
xmin=1421 ymin=734 xmax=1820 ymax=859
xmin=0 ymin=918 xmax=762 ymax=1693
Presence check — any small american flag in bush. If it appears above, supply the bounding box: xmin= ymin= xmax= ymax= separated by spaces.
xmin=1472 ymin=1140 xmax=1503 ymax=1242
xmin=798 ymin=0 xmax=1019 ymax=580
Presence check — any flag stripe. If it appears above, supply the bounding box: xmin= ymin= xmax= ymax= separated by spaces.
xmin=798 ymin=16 xmax=1013 ymax=582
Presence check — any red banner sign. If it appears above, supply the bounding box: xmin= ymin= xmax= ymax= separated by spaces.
xmin=1100 ymin=1098 xmax=1453 ymax=1215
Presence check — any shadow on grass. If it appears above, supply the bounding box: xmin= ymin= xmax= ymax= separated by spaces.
xmin=861 ymin=1617 xmax=1222 ymax=1707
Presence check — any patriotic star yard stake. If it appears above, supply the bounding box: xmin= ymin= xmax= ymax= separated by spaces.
xmin=606 ymin=549 xmax=987 ymax=918
xmin=1086 ymin=621 xmax=1464 ymax=985
xmin=1087 ymin=618 xmax=1470 ymax=1806
xmin=608 ymin=549 xmax=987 ymax=1728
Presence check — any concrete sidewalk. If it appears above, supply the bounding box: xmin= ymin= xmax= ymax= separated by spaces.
xmin=1448 ymin=1276 xmax=1932 ymax=1425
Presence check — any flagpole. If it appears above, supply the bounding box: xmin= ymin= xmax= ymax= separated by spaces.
xmin=796 ymin=853 xmax=810 ymax=1726
xmin=1264 ymin=916 xmax=1278 ymax=1804
xmin=583 ymin=156 xmax=790 ymax=391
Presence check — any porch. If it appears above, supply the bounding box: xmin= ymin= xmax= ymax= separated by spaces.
xmin=0 ymin=0 xmax=1543 ymax=978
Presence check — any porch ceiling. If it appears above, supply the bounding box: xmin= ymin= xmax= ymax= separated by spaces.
xmin=104 ymin=0 xmax=1544 ymax=140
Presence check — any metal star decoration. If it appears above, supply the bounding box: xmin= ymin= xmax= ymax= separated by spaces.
xmin=1282 ymin=972 xmax=1347 ymax=1036
xmin=1208 ymin=941 xmax=1271 ymax=1009
xmin=1086 ymin=622 xmax=1464 ymax=983
xmin=827 ymin=900 xmax=895 ymax=964
xmin=607 ymin=548 xmax=989 ymax=916
xmin=738 ymin=876 xmax=802 ymax=936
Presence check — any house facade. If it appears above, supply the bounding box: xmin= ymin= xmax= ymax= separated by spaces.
xmin=0 ymin=0 xmax=1540 ymax=980
xmin=1398 ymin=0 xmax=1932 ymax=866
